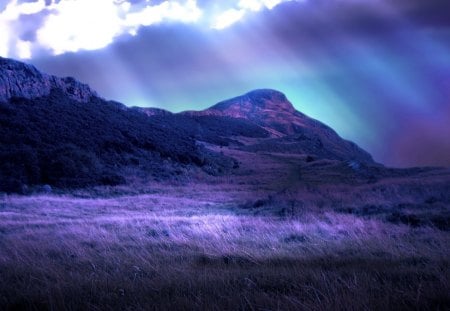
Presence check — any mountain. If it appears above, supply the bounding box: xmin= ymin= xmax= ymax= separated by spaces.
xmin=185 ymin=89 xmax=305 ymax=135
xmin=0 ymin=57 xmax=376 ymax=193
xmin=183 ymin=89 xmax=374 ymax=163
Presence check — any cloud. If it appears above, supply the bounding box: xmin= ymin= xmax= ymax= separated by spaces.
xmin=0 ymin=0 xmax=48 ymax=57
xmin=1 ymin=0 xmax=448 ymax=59
xmin=0 ymin=0 xmax=202 ymax=58
xmin=212 ymin=9 xmax=246 ymax=30
xmin=36 ymin=0 xmax=124 ymax=55
xmin=123 ymin=0 xmax=202 ymax=29
xmin=0 ymin=0 xmax=300 ymax=59
xmin=211 ymin=0 xmax=299 ymax=29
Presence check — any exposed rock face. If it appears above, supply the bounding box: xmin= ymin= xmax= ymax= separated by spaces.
xmin=0 ymin=57 xmax=96 ymax=103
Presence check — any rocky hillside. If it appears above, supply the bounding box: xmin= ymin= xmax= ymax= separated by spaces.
xmin=185 ymin=89 xmax=330 ymax=135
xmin=0 ymin=57 xmax=95 ymax=103
xmin=184 ymin=89 xmax=374 ymax=163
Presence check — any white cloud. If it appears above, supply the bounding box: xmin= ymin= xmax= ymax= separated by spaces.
xmin=213 ymin=0 xmax=300 ymax=30
xmin=0 ymin=21 xmax=9 ymax=57
xmin=16 ymin=40 xmax=32 ymax=59
xmin=238 ymin=0 xmax=264 ymax=12
xmin=262 ymin=0 xmax=285 ymax=10
xmin=0 ymin=0 xmax=298 ymax=59
xmin=212 ymin=9 xmax=246 ymax=30
xmin=0 ymin=0 xmax=48 ymax=57
xmin=37 ymin=0 xmax=123 ymax=54
xmin=123 ymin=0 xmax=202 ymax=31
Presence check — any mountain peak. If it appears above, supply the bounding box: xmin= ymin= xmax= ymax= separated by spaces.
xmin=211 ymin=88 xmax=296 ymax=116
xmin=183 ymin=89 xmax=306 ymax=136
xmin=0 ymin=57 xmax=97 ymax=103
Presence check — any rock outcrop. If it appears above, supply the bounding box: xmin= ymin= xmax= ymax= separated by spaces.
xmin=0 ymin=57 xmax=96 ymax=103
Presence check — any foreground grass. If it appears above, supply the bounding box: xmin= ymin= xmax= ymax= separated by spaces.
xmin=0 ymin=191 xmax=449 ymax=310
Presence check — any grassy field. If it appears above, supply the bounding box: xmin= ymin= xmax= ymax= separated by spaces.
xmin=0 ymin=179 xmax=449 ymax=310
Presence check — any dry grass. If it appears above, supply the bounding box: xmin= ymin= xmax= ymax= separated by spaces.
xmin=0 ymin=187 xmax=449 ymax=310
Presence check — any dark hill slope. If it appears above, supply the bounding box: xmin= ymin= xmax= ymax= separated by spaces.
xmin=0 ymin=89 xmax=233 ymax=192
xmin=146 ymin=113 xmax=270 ymax=147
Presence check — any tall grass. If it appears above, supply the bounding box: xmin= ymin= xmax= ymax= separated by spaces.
xmin=0 ymin=191 xmax=448 ymax=310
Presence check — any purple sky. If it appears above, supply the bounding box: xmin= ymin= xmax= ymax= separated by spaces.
xmin=1 ymin=0 xmax=450 ymax=167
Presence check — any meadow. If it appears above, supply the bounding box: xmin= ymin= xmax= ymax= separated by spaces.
xmin=0 ymin=177 xmax=449 ymax=310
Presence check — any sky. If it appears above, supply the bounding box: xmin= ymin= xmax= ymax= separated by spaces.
xmin=1 ymin=0 xmax=450 ymax=167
